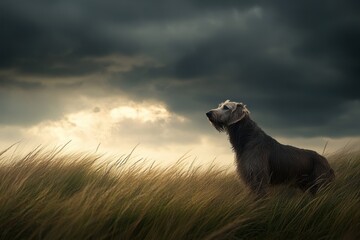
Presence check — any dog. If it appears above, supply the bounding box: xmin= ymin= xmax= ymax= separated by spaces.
xmin=206 ymin=100 xmax=335 ymax=196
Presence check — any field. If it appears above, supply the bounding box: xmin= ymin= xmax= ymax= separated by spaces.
xmin=0 ymin=144 xmax=359 ymax=240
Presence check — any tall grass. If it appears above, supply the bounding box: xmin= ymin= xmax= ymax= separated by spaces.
xmin=0 ymin=144 xmax=359 ymax=239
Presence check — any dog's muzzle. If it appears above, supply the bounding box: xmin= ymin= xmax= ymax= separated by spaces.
xmin=206 ymin=111 xmax=216 ymax=123
xmin=206 ymin=111 xmax=225 ymax=132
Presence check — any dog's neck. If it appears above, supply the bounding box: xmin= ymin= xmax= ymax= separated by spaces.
xmin=227 ymin=112 xmax=248 ymax=125
xmin=226 ymin=115 xmax=261 ymax=153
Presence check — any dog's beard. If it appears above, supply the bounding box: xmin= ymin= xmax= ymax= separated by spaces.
xmin=209 ymin=120 xmax=226 ymax=132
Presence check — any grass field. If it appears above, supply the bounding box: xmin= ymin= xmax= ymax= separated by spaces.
xmin=0 ymin=144 xmax=359 ymax=240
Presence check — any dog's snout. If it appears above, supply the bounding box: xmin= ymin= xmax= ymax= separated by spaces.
xmin=206 ymin=111 xmax=213 ymax=118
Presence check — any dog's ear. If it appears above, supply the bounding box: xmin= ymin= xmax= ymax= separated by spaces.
xmin=240 ymin=103 xmax=250 ymax=115
xmin=234 ymin=103 xmax=250 ymax=114
xmin=227 ymin=102 xmax=249 ymax=125
xmin=232 ymin=102 xmax=242 ymax=111
xmin=230 ymin=102 xmax=239 ymax=112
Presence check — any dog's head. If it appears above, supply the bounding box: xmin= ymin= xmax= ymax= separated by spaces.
xmin=206 ymin=100 xmax=250 ymax=132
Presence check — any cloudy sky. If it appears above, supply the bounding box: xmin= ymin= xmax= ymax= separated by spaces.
xmin=1 ymin=1 xmax=359 ymax=167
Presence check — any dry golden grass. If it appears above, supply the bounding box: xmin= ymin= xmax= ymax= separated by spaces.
xmin=0 ymin=144 xmax=359 ymax=239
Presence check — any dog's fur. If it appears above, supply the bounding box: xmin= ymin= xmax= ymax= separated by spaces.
xmin=206 ymin=100 xmax=335 ymax=196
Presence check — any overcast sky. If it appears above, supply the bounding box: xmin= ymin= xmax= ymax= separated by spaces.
xmin=1 ymin=1 xmax=359 ymax=167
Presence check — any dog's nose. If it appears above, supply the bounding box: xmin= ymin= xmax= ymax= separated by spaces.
xmin=206 ymin=111 xmax=212 ymax=118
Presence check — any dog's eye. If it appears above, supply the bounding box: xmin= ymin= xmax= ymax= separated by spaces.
xmin=223 ymin=105 xmax=230 ymax=110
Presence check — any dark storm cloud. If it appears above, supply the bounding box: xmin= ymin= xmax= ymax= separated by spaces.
xmin=0 ymin=90 xmax=63 ymax=126
xmin=0 ymin=0 xmax=359 ymax=137
xmin=0 ymin=78 xmax=43 ymax=90
xmin=0 ymin=0 xmax=142 ymax=76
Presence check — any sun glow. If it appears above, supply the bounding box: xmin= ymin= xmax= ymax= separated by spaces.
xmin=22 ymin=98 xmax=194 ymax=162
xmin=110 ymin=104 xmax=177 ymax=123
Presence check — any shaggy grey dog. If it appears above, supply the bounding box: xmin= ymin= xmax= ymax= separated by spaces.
xmin=206 ymin=100 xmax=335 ymax=196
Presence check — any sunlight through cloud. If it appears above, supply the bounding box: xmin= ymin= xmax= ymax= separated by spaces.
xmin=110 ymin=104 xmax=184 ymax=123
